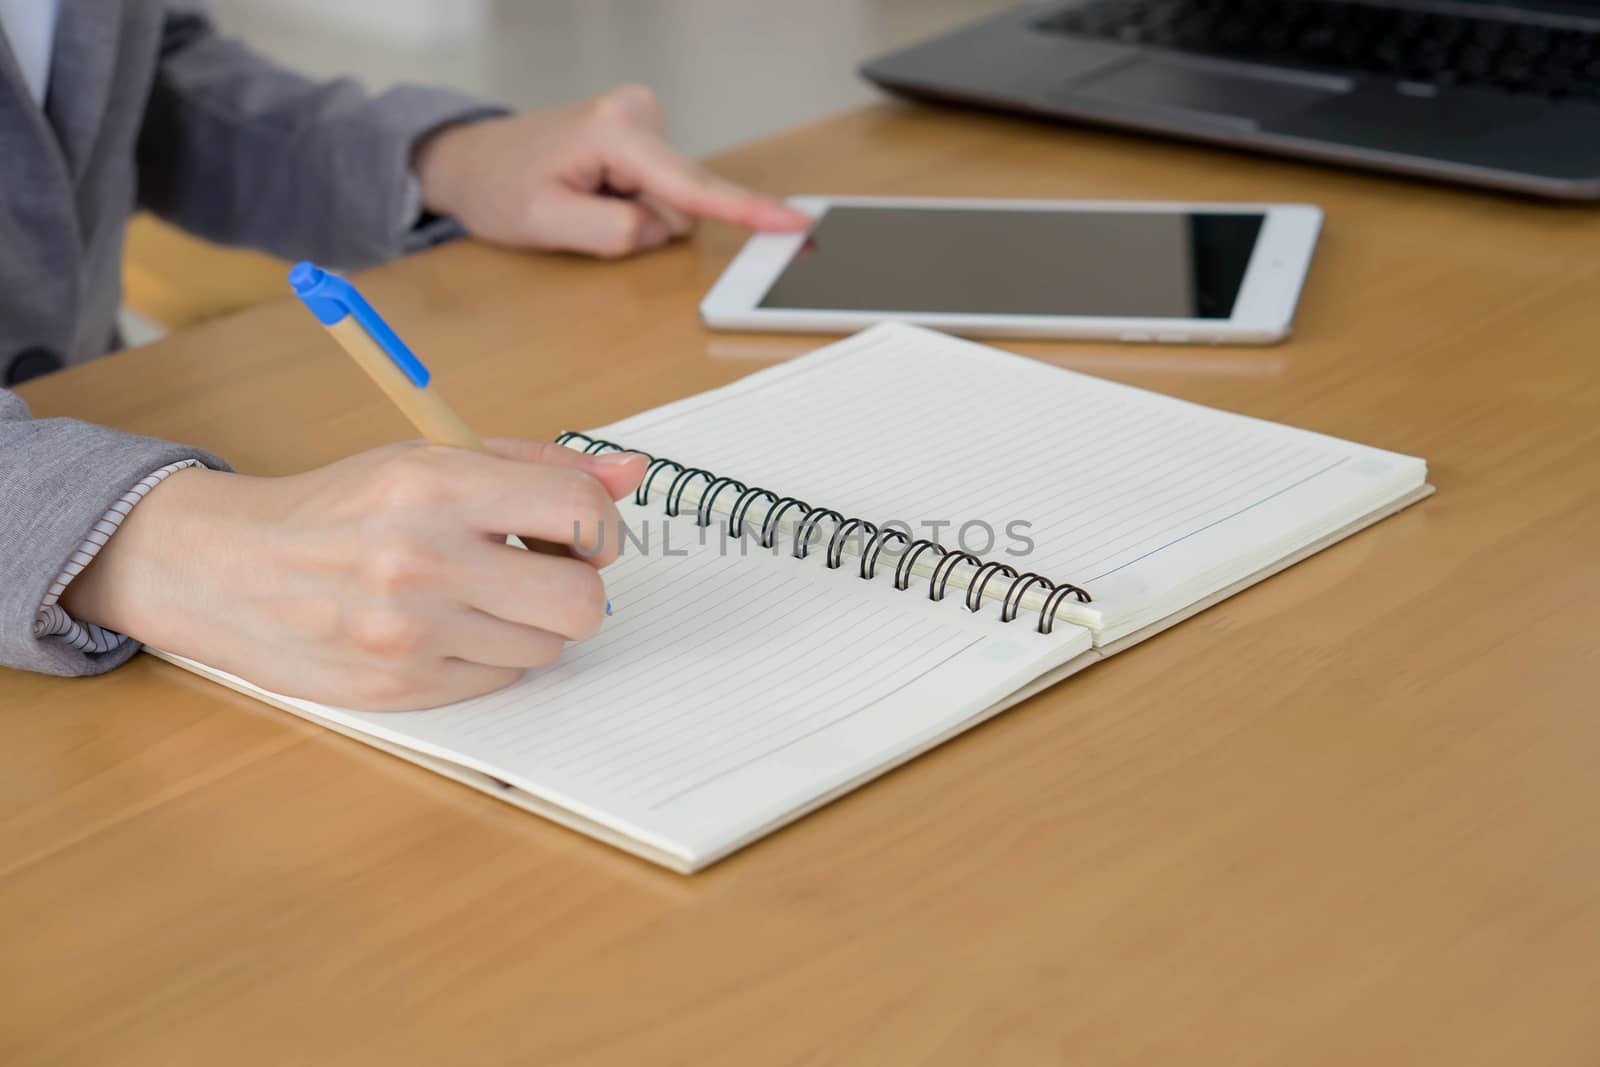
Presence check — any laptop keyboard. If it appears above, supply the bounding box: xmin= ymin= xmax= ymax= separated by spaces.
xmin=1036 ymin=0 xmax=1600 ymax=99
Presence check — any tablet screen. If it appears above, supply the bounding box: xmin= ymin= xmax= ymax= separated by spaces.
xmin=758 ymin=206 xmax=1265 ymax=319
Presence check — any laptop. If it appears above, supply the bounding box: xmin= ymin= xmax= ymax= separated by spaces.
xmin=862 ymin=0 xmax=1600 ymax=199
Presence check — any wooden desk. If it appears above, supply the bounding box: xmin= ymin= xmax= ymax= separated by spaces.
xmin=122 ymin=214 xmax=290 ymax=330
xmin=4 ymin=106 xmax=1599 ymax=1066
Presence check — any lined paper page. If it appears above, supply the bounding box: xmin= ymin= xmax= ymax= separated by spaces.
xmin=274 ymin=507 xmax=1092 ymax=864
xmin=590 ymin=323 xmax=1427 ymax=641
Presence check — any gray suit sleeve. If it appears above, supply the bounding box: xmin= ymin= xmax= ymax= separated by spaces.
xmin=0 ymin=389 xmax=231 ymax=677
xmin=135 ymin=9 xmax=504 ymax=268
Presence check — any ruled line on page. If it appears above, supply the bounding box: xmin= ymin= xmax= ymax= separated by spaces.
xmin=644 ymin=637 xmax=983 ymax=811
xmin=587 ymin=324 xmax=1421 ymax=628
xmin=348 ymin=512 xmax=1014 ymax=820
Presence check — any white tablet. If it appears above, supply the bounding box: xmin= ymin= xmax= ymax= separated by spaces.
xmin=701 ymin=196 xmax=1322 ymax=345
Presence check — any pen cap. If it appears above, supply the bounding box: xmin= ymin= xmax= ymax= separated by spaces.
xmin=289 ymin=262 xmax=432 ymax=388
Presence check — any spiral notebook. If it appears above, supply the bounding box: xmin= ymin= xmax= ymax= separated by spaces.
xmin=154 ymin=323 xmax=1431 ymax=872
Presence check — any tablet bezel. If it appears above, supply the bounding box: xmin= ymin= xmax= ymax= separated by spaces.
xmin=700 ymin=196 xmax=1322 ymax=345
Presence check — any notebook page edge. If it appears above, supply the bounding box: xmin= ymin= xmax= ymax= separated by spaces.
xmin=138 ymin=475 xmax=1424 ymax=875
xmin=145 ymin=505 xmax=1096 ymax=870
xmin=896 ymin=326 xmax=1430 ymax=468
xmin=146 ymin=613 xmax=1094 ymax=874
xmin=143 ymin=648 xmax=701 ymax=868
xmin=640 ymin=617 xmax=1096 ymax=863
xmin=876 ymin=330 xmax=1432 ymax=634
xmin=590 ymin=322 xmax=917 ymax=440
xmin=582 ymin=324 xmax=1429 ymax=640
xmin=700 ymin=483 xmax=1437 ymax=872
xmin=692 ymin=484 xmax=1438 ymax=872
xmin=690 ymin=642 xmax=1105 ymax=871
xmin=139 ymin=323 xmax=1430 ymax=872
xmin=1094 ymin=482 xmax=1435 ymax=651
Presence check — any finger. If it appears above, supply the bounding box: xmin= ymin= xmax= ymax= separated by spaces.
xmin=423 ymin=449 xmax=626 ymax=563
xmin=345 ymin=658 xmax=526 ymax=712
xmin=601 ymin=132 xmax=813 ymax=232
xmin=636 ymin=192 xmax=694 ymax=237
xmin=590 ymin=157 xmax=692 ymax=238
xmin=485 ymin=440 xmax=648 ymax=501
xmin=436 ymin=660 xmax=528 ymax=705
xmin=440 ymin=608 xmax=568 ymax=670
xmin=460 ymin=544 xmax=611 ymax=641
xmin=484 ymin=438 xmax=610 ymax=470
xmin=522 ymin=190 xmax=673 ymax=258
xmin=594 ymin=179 xmax=693 ymax=240
xmin=479 ymin=443 xmax=644 ymax=564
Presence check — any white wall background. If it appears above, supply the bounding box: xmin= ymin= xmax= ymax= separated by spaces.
xmin=207 ymin=0 xmax=1017 ymax=157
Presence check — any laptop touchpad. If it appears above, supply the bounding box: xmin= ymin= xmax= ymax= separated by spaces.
xmin=1067 ymin=56 xmax=1350 ymax=128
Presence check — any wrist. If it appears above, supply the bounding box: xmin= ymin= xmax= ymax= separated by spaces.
xmin=413 ymin=117 xmax=493 ymax=219
xmin=59 ymin=467 xmax=266 ymax=658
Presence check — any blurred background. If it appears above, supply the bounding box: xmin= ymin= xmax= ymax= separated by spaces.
xmin=123 ymin=0 xmax=1012 ymax=340
xmin=207 ymin=0 xmax=1015 ymax=156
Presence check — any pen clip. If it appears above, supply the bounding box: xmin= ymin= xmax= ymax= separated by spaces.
xmin=288 ymin=261 xmax=432 ymax=388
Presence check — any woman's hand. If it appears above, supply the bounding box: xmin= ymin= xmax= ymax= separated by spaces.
xmin=61 ymin=441 xmax=647 ymax=711
xmin=413 ymin=84 xmax=812 ymax=258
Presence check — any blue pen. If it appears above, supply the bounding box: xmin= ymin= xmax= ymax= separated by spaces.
xmin=289 ymin=262 xmax=486 ymax=451
xmin=290 ymin=262 xmax=614 ymax=617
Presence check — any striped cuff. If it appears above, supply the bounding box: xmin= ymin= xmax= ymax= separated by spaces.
xmin=32 ymin=460 xmax=202 ymax=655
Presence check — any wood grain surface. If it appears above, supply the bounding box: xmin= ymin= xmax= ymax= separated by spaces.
xmin=4 ymin=105 xmax=1598 ymax=1066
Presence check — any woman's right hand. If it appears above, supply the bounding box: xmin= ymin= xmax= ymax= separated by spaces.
xmin=61 ymin=440 xmax=647 ymax=710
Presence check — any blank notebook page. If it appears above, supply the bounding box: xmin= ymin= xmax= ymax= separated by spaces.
xmin=589 ymin=323 xmax=1427 ymax=642
xmin=259 ymin=508 xmax=1093 ymax=866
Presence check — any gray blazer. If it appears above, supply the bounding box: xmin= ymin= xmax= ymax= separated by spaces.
xmin=1 ymin=1 xmax=493 ymax=677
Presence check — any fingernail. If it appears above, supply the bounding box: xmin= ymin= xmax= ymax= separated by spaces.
xmin=594 ymin=451 xmax=645 ymax=466
xmin=760 ymin=207 xmax=811 ymax=233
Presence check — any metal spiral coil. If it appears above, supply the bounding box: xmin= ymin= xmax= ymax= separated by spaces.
xmin=555 ymin=431 xmax=1092 ymax=632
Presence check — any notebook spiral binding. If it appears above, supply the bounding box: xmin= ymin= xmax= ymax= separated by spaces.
xmin=557 ymin=432 xmax=1092 ymax=635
